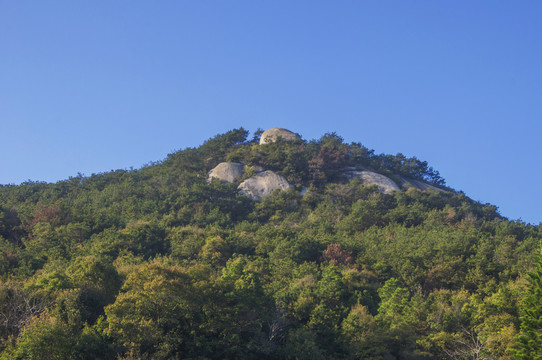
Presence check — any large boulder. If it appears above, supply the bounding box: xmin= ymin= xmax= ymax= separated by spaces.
xmin=259 ymin=128 xmax=301 ymax=145
xmin=238 ymin=170 xmax=291 ymax=200
xmin=345 ymin=170 xmax=400 ymax=194
xmin=208 ymin=162 xmax=244 ymax=183
xmin=399 ymin=176 xmax=445 ymax=192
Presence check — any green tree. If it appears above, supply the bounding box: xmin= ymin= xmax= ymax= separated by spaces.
xmin=104 ymin=262 xmax=198 ymax=359
xmin=1 ymin=312 xmax=73 ymax=360
xmin=375 ymin=278 xmax=421 ymax=357
xmin=342 ymin=304 xmax=389 ymax=359
xmin=514 ymin=251 xmax=542 ymax=359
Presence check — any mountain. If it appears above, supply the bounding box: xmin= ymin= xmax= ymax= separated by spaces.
xmin=0 ymin=127 xmax=540 ymax=359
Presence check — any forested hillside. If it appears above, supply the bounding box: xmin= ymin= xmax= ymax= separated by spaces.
xmin=0 ymin=128 xmax=540 ymax=359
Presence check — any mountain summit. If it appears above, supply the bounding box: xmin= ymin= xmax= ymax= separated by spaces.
xmin=209 ymin=128 xmax=446 ymax=200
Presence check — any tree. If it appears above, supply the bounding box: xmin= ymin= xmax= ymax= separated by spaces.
xmin=375 ymin=278 xmax=421 ymax=357
xmin=0 ymin=284 xmax=48 ymax=345
xmin=1 ymin=312 xmax=73 ymax=360
xmin=342 ymin=304 xmax=389 ymax=359
xmin=514 ymin=250 xmax=542 ymax=359
xmin=104 ymin=262 xmax=198 ymax=359
xmin=321 ymin=243 xmax=352 ymax=266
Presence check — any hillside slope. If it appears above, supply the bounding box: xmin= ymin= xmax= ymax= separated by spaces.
xmin=0 ymin=128 xmax=540 ymax=359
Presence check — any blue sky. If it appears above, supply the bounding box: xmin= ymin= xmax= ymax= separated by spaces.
xmin=1 ymin=1 xmax=541 ymax=224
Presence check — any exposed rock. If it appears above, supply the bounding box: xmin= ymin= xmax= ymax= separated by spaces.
xmin=238 ymin=170 xmax=291 ymax=200
xmin=399 ymin=176 xmax=445 ymax=192
xmin=259 ymin=128 xmax=301 ymax=145
xmin=344 ymin=170 xmax=400 ymax=194
xmin=250 ymin=165 xmax=265 ymax=173
xmin=208 ymin=162 xmax=244 ymax=183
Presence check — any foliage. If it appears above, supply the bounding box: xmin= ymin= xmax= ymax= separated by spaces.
xmin=514 ymin=251 xmax=542 ymax=359
xmin=0 ymin=128 xmax=539 ymax=359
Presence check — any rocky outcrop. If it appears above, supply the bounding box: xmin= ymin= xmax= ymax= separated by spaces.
xmin=238 ymin=170 xmax=291 ymax=200
xmin=344 ymin=170 xmax=400 ymax=194
xmin=259 ymin=128 xmax=301 ymax=145
xmin=399 ymin=176 xmax=445 ymax=192
xmin=208 ymin=162 xmax=244 ymax=183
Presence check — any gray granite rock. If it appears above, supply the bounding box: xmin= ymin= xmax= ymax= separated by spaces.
xmin=399 ymin=176 xmax=445 ymax=192
xmin=344 ymin=170 xmax=400 ymax=194
xmin=259 ymin=128 xmax=301 ymax=145
xmin=238 ymin=170 xmax=291 ymax=200
xmin=208 ymin=162 xmax=244 ymax=183
xmin=250 ymin=165 xmax=265 ymax=173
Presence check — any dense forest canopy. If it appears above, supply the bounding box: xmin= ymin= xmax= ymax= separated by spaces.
xmin=0 ymin=128 xmax=540 ymax=359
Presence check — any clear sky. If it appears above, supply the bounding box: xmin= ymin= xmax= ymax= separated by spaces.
xmin=1 ymin=1 xmax=541 ymax=224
